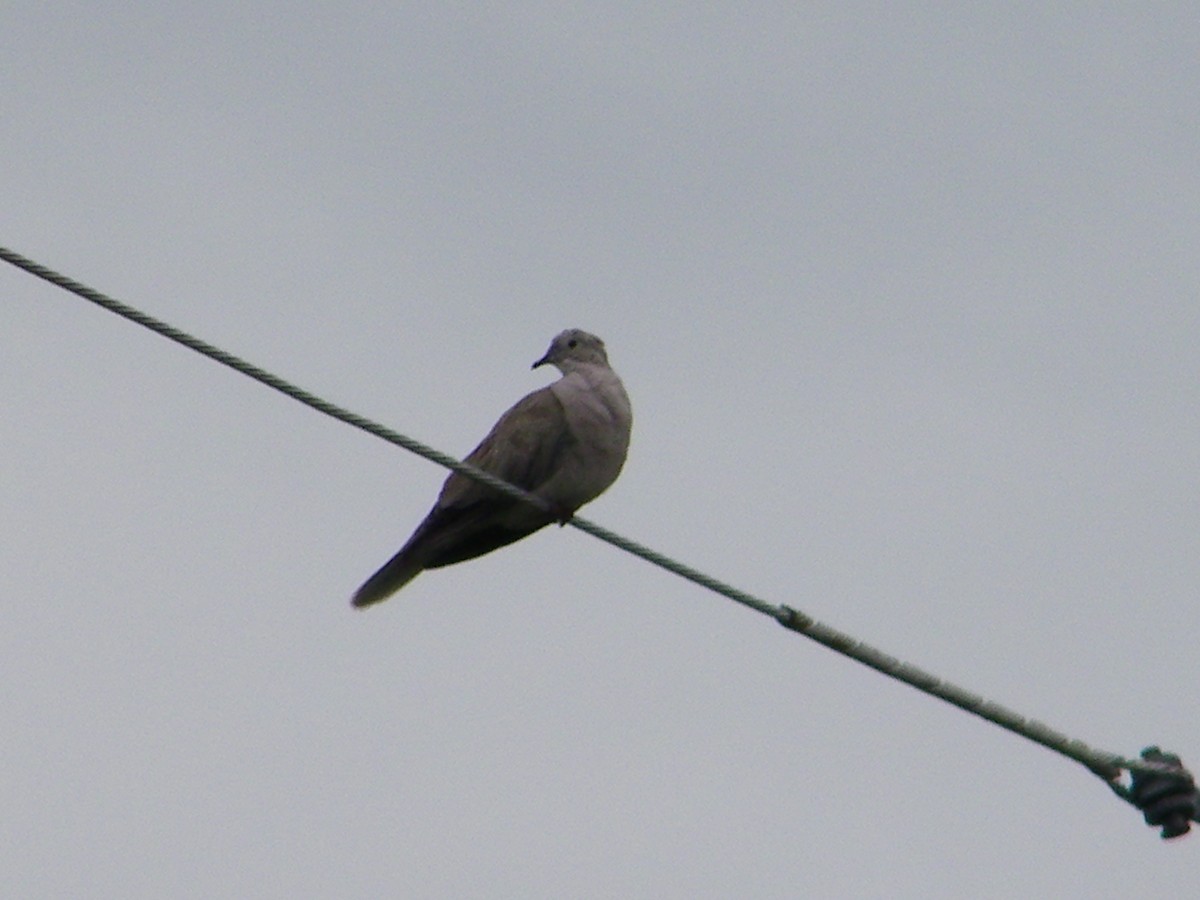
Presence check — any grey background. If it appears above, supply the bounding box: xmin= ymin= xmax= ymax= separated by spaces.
xmin=3 ymin=4 xmax=1197 ymax=897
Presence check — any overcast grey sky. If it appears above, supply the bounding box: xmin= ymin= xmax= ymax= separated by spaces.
xmin=3 ymin=4 xmax=1198 ymax=897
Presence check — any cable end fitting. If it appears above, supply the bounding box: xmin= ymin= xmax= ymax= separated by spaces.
xmin=1130 ymin=746 xmax=1198 ymax=840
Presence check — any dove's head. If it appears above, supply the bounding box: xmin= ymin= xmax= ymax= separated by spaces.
xmin=532 ymin=329 xmax=610 ymax=373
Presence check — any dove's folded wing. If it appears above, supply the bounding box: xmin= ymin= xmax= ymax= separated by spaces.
xmin=437 ymin=385 xmax=574 ymax=510
xmin=351 ymin=386 xmax=574 ymax=606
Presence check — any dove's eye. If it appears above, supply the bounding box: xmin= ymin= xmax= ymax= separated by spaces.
xmin=567 ymin=339 xmax=578 ymax=348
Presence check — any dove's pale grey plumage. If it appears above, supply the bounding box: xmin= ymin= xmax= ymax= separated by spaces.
xmin=352 ymin=329 xmax=632 ymax=607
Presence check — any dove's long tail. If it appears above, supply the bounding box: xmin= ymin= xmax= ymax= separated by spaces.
xmin=351 ymin=549 xmax=424 ymax=607
xmin=351 ymin=502 xmax=553 ymax=608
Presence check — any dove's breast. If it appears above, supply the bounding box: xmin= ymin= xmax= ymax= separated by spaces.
xmin=540 ymin=365 xmax=632 ymax=510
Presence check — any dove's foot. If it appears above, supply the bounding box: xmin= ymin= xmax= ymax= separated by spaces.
xmin=551 ymin=505 xmax=577 ymax=526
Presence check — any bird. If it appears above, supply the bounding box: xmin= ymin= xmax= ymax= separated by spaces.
xmin=351 ymin=329 xmax=632 ymax=607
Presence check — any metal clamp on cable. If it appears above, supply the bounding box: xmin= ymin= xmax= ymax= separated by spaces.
xmin=1128 ymin=747 xmax=1198 ymax=839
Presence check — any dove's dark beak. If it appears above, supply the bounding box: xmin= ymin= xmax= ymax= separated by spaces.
xmin=531 ymin=352 xmax=551 ymax=370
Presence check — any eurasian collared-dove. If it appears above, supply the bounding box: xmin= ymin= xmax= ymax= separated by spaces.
xmin=352 ymin=329 xmax=632 ymax=607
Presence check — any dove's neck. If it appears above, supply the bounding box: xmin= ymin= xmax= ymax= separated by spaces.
xmin=553 ymin=363 xmax=632 ymax=432
xmin=557 ymin=361 xmax=621 ymax=393
xmin=555 ymin=356 xmax=605 ymax=376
